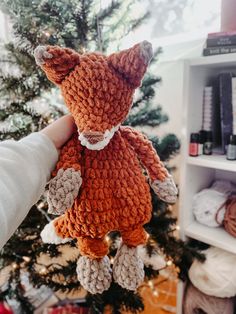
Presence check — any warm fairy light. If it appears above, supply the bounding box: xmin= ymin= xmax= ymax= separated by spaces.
xmin=39 ymin=267 xmax=47 ymax=275
xmin=23 ymin=256 xmax=30 ymax=262
xmin=176 ymin=225 xmax=180 ymax=231
xmin=166 ymin=260 xmax=172 ymax=266
xmin=44 ymin=31 xmax=50 ymax=37
xmin=81 ymin=47 xmax=86 ymax=53
xmin=153 ymin=290 xmax=159 ymax=297
xmin=38 ymin=202 xmax=44 ymax=209
xmin=105 ymin=235 xmax=110 ymax=243
xmin=148 ymin=280 xmax=154 ymax=288
xmin=12 ymin=263 xmax=18 ymax=270
xmin=48 ymin=118 xmax=54 ymax=124
xmin=110 ymin=257 xmax=114 ymax=264
xmin=146 ymin=233 xmax=150 ymax=239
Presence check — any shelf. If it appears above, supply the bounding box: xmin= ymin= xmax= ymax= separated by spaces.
xmin=189 ymin=53 xmax=236 ymax=67
xmin=178 ymin=51 xmax=236 ymax=313
xmin=185 ymin=222 xmax=236 ymax=254
xmin=187 ymin=155 xmax=236 ymax=172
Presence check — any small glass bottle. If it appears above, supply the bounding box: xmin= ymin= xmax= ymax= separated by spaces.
xmin=203 ymin=131 xmax=213 ymax=155
xmin=198 ymin=130 xmax=206 ymax=156
xmin=189 ymin=133 xmax=199 ymax=157
xmin=227 ymin=135 xmax=236 ymax=160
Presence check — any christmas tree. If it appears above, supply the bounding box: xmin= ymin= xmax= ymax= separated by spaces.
xmin=0 ymin=0 xmax=203 ymax=312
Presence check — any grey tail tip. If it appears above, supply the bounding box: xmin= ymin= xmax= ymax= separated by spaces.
xmin=142 ymin=40 xmax=151 ymax=45
xmin=34 ymin=45 xmax=45 ymax=54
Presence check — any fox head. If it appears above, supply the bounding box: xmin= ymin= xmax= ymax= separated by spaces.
xmin=34 ymin=41 xmax=153 ymax=150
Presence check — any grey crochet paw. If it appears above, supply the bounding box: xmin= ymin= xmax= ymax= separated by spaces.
xmin=113 ymin=243 xmax=144 ymax=291
xmin=140 ymin=40 xmax=153 ymax=64
xmin=34 ymin=45 xmax=52 ymax=65
xmin=151 ymin=175 xmax=178 ymax=204
xmin=47 ymin=168 xmax=82 ymax=215
xmin=40 ymin=219 xmax=72 ymax=244
xmin=76 ymin=256 xmax=112 ymax=294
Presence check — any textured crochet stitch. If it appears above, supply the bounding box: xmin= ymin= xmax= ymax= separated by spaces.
xmin=35 ymin=41 xmax=177 ymax=291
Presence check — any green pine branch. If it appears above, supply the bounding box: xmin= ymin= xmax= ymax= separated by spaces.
xmin=150 ymin=134 xmax=181 ymax=161
xmin=87 ymin=283 xmax=144 ymax=314
xmin=125 ymin=104 xmax=168 ymax=127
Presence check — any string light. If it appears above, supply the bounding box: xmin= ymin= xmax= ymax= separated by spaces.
xmin=81 ymin=47 xmax=86 ymax=54
xmin=176 ymin=225 xmax=180 ymax=231
xmin=105 ymin=235 xmax=110 ymax=243
xmin=148 ymin=280 xmax=154 ymax=288
xmin=166 ymin=260 xmax=172 ymax=266
xmin=23 ymin=256 xmax=30 ymax=262
xmin=148 ymin=280 xmax=159 ymax=298
xmin=37 ymin=202 xmax=45 ymax=209
xmin=110 ymin=257 xmax=114 ymax=264
xmin=47 ymin=118 xmax=54 ymax=124
xmin=43 ymin=31 xmax=50 ymax=38
xmin=39 ymin=267 xmax=47 ymax=275
xmin=140 ymin=268 xmax=177 ymax=310
xmin=12 ymin=263 xmax=18 ymax=270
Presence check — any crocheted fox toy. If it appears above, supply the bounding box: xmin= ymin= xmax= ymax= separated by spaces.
xmin=34 ymin=41 xmax=178 ymax=294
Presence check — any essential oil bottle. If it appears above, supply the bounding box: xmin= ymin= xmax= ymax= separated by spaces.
xmin=198 ymin=130 xmax=206 ymax=156
xmin=203 ymin=131 xmax=213 ymax=155
xmin=189 ymin=133 xmax=199 ymax=157
xmin=227 ymin=135 xmax=236 ymax=160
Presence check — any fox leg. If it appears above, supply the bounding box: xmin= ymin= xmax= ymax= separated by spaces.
xmin=40 ymin=215 xmax=72 ymax=245
xmin=113 ymin=226 xmax=147 ymax=291
xmin=76 ymin=237 xmax=112 ymax=294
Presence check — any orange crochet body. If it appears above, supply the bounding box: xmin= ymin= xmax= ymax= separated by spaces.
xmin=53 ymin=126 xmax=168 ymax=258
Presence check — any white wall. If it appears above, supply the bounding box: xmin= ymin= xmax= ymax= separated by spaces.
xmin=151 ymin=38 xmax=206 ymax=182
xmin=155 ymin=38 xmax=205 ymax=139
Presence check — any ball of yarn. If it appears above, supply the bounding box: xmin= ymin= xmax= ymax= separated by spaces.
xmin=193 ymin=189 xmax=227 ymax=227
xmin=211 ymin=180 xmax=235 ymax=194
xmin=183 ymin=283 xmax=234 ymax=314
xmin=224 ymin=196 xmax=236 ymax=237
xmin=189 ymin=246 xmax=236 ymax=298
xmin=192 ymin=180 xmax=235 ymax=227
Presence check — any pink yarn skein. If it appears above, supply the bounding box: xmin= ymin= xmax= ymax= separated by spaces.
xmin=183 ymin=283 xmax=234 ymax=314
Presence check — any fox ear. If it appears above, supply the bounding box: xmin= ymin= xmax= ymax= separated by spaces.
xmin=34 ymin=45 xmax=80 ymax=85
xmin=107 ymin=41 xmax=153 ymax=88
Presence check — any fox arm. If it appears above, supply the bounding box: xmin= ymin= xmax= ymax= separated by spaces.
xmin=120 ymin=126 xmax=178 ymax=203
xmin=47 ymin=132 xmax=83 ymax=215
xmin=52 ymin=132 xmax=82 ymax=175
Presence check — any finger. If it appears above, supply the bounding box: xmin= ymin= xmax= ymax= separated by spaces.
xmin=41 ymin=114 xmax=76 ymax=149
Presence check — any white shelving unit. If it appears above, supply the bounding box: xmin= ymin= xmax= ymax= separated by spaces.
xmin=177 ymin=53 xmax=236 ymax=313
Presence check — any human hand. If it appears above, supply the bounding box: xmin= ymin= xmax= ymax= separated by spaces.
xmin=41 ymin=114 xmax=75 ymax=151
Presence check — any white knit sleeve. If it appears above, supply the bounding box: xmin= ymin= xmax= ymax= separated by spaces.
xmin=0 ymin=132 xmax=58 ymax=249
